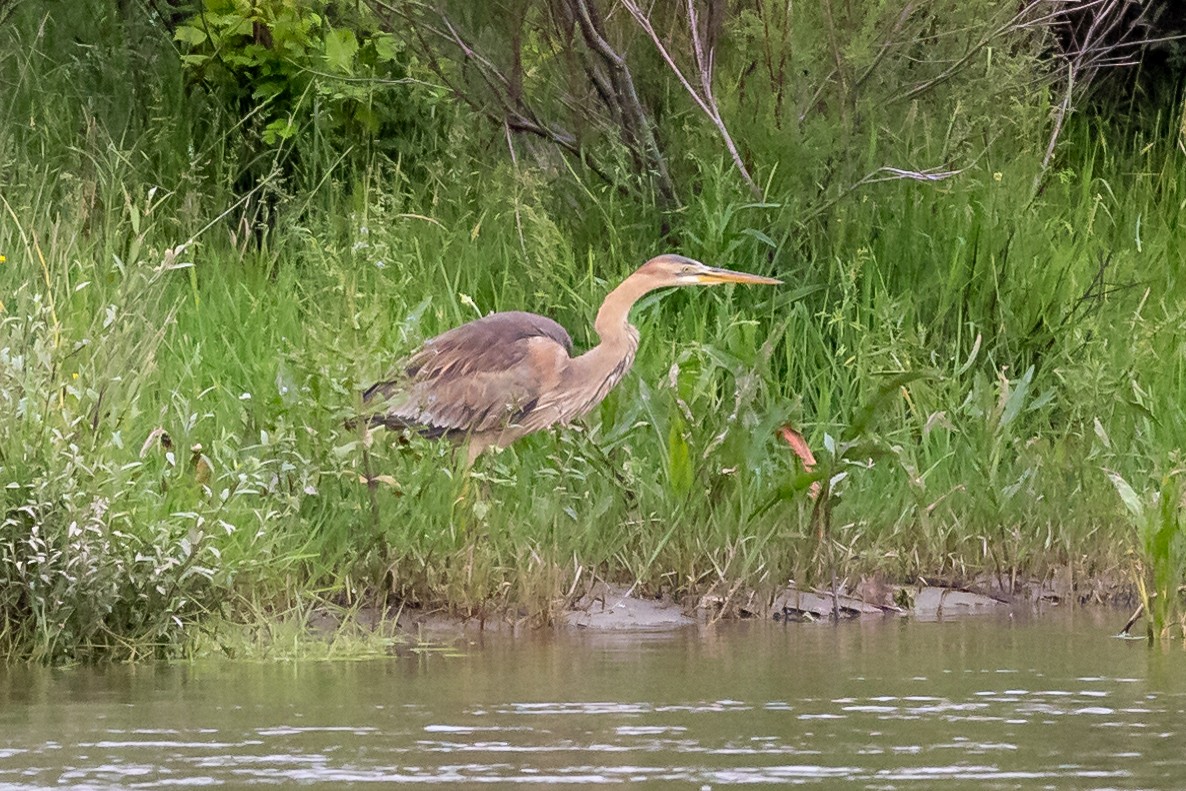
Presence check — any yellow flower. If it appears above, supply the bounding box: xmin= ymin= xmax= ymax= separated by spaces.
xmin=72 ymin=372 xmax=79 ymax=380
xmin=0 ymin=254 xmax=7 ymax=263
xmin=993 ymin=172 xmax=1003 ymax=182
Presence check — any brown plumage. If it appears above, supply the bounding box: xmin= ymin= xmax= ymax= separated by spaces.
xmin=361 ymin=254 xmax=781 ymax=466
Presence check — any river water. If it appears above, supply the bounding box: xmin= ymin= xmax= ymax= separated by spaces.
xmin=1 ymin=609 xmax=1182 ymax=788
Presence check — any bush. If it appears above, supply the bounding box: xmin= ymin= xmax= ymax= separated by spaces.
xmin=175 ymin=0 xmax=451 ymax=180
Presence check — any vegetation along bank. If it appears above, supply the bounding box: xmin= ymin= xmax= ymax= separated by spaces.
xmin=1 ymin=1 xmax=1185 ymax=661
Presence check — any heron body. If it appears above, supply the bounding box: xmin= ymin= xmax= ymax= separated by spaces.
xmin=361 ymin=254 xmax=781 ymax=466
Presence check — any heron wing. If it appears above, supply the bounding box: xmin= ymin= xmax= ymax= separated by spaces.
xmin=364 ymin=311 xmax=574 ymax=439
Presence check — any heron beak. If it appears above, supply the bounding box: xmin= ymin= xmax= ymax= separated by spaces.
xmin=695 ymin=266 xmax=782 ymax=286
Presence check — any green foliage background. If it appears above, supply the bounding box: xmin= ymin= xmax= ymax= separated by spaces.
xmin=1 ymin=0 xmax=1185 ymax=660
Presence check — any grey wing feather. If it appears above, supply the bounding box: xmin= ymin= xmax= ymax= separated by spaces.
xmin=363 ymin=311 xmax=573 ymax=439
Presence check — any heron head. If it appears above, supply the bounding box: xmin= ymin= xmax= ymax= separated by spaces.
xmin=637 ymin=254 xmax=782 ymax=288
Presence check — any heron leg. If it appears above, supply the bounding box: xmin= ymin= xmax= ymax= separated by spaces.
xmin=453 ymin=438 xmax=489 ymax=530
xmin=463 ymin=439 xmax=485 ymax=472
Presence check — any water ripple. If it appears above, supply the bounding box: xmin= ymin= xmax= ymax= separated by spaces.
xmin=2 ymin=618 xmax=1185 ymax=788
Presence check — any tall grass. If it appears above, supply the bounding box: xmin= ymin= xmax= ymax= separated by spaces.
xmin=2 ymin=4 xmax=1185 ymax=660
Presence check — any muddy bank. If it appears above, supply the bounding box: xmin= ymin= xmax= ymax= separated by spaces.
xmin=297 ymin=570 xmax=1140 ymax=649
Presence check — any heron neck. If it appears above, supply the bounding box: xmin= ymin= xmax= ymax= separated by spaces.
xmin=593 ymin=273 xmax=653 ymax=346
xmin=556 ymin=273 xmax=654 ymax=422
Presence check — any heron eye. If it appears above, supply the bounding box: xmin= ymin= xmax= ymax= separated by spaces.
xmin=680 ymin=265 xmax=694 ymax=274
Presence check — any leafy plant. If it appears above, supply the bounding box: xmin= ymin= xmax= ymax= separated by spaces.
xmin=1109 ymin=470 xmax=1186 ymax=641
xmin=770 ymin=372 xmax=931 ymax=615
xmin=175 ymin=0 xmax=448 ymax=168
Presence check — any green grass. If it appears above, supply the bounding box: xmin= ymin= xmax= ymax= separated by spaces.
xmin=2 ymin=3 xmax=1186 ymax=661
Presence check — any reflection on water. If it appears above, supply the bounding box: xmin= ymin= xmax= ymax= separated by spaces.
xmin=1 ymin=610 xmax=1184 ymax=788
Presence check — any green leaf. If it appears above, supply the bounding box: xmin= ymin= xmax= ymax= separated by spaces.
xmin=740 ymin=228 xmax=778 ymax=249
xmin=372 ymin=32 xmax=400 ymax=63
xmin=174 ymin=25 xmax=208 ymax=46
xmin=842 ymin=370 xmax=933 ymax=442
xmin=838 ymin=440 xmax=897 ymax=464
xmin=252 ymin=80 xmax=286 ymax=100
xmin=778 ymin=283 xmax=825 ymax=304
xmin=324 ymin=28 xmax=359 ymax=74
xmin=262 ymin=118 xmax=296 ymax=144
xmin=666 ymin=419 xmax=694 ymax=496
xmin=1105 ymin=470 xmax=1144 ymax=520
xmin=998 ymin=364 xmax=1033 ymax=429
xmin=230 ymin=18 xmax=254 ymax=37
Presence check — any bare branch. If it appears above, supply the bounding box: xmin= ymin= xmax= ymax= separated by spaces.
xmin=371 ymin=0 xmax=628 ymax=191
xmin=800 ymin=164 xmax=967 ymax=226
xmin=571 ymin=0 xmax=677 ymax=205
xmin=620 ymin=0 xmax=764 ymax=200
xmin=893 ymin=1 xmax=1050 ymax=103
xmin=853 ymin=3 xmax=918 ymax=93
xmin=1040 ymin=64 xmax=1075 ymax=174
xmin=374 ymin=0 xmax=680 ymax=206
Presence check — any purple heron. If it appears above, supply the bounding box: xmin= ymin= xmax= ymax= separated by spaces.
xmin=360 ymin=254 xmax=781 ymax=466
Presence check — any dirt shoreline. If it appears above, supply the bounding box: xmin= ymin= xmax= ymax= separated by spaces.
xmin=301 ymin=573 xmax=1142 ymax=646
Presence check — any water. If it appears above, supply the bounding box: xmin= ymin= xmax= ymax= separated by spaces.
xmin=1 ymin=610 xmax=1183 ymax=788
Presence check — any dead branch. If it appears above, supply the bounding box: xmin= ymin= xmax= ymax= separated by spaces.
xmin=570 ymin=0 xmax=677 ymax=205
xmin=800 ymin=164 xmax=967 ymax=226
xmin=893 ymin=2 xmax=1052 ymax=104
xmin=620 ymin=0 xmax=764 ymax=200
xmin=374 ymin=0 xmax=679 ymax=205
xmin=750 ymin=0 xmax=793 ymax=124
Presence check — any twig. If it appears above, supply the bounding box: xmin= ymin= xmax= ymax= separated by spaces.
xmin=893 ymin=1 xmax=1051 ymax=103
xmin=572 ymin=0 xmax=677 ymax=205
xmin=620 ymin=0 xmax=763 ymax=200
xmin=799 ymin=164 xmax=966 ymax=225
xmin=373 ymin=0 xmax=634 ymax=198
xmin=1120 ymin=602 xmax=1144 ymax=636
xmin=1040 ymin=62 xmax=1076 ymax=179
xmin=504 ymin=119 xmax=530 ymax=262
xmin=853 ymin=3 xmax=918 ymax=92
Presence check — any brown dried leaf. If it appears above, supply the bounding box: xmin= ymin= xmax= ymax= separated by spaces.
xmin=357 ymin=473 xmax=401 ymax=490
xmin=780 ymin=424 xmax=821 ymax=499
xmin=190 ymin=443 xmax=213 ymax=485
xmin=139 ymin=426 xmax=173 ymax=458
